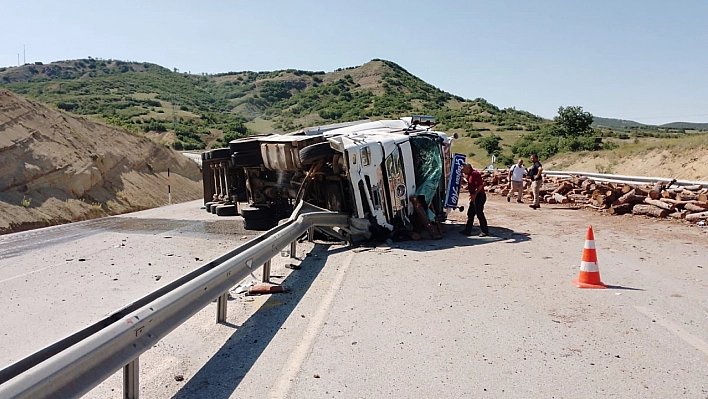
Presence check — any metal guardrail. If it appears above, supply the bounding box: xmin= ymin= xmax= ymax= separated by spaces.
xmin=544 ymin=170 xmax=708 ymax=187
xmin=0 ymin=202 xmax=349 ymax=399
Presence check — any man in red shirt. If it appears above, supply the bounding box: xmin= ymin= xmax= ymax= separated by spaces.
xmin=460 ymin=163 xmax=489 ymax=237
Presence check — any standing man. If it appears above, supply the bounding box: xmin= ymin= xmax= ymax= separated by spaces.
xmin=528 ymin=154 xmax=543 ymax=209
xmin=507 ymin=158 xmax=526 ymax=203
xmin=460 ymin=163 xmax=489 ymax=237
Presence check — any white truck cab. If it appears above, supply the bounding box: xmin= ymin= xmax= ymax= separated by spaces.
xmin=202 ymin=116 xmax=453 ymax=241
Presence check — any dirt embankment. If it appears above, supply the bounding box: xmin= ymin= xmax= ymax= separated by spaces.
xmin=0 ymin=89 xmax=203 ymax=234
xmin=546 ymin=140 xmax=708 ymax=181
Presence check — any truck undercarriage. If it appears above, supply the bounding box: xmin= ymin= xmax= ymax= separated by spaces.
xmin=202 ymin=117 xmax=454 ymax=241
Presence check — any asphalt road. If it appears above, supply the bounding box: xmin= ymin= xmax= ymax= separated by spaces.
xmin=1 ymin=199 xmax=707 ymax=398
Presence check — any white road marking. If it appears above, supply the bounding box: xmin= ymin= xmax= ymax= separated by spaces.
xmin=269 ymin=251 xmax=355 ymax=399
xmin=635 ymin=306 xmax=708 ymax=356
xmin=0 ymin=264 xmax=57 ymax=284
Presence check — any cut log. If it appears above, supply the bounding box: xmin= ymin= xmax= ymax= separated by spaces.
xmin=644 ymin=198 xmax=675 ymax=211
xmin=572 ymin=176 xmax=587 ymax=186
xmin=620 ymin=184 xmax=634 ymax=194
xmin=567 ymin=194 xmax=591 ymax=204
xmin=617 ymin=189 xmax=647 ymax=205
xmin=685 ymin=211 xmax=708 ymax=222
xmin=648 ymin=182 xmax=664 ymax=200
xmin=676 ymin=193 xmax=699 ymax=201
xmin=633 ymin=187 xmax=649 ymax=196
xmin=552 ymin=181 xmax=574 ymax=195
xmin=685 ymin=202 xmax=708 ymax=213
xmin=581 ymin=179 xmax=595 ymax=190
xmin=553 ymin=193 xmax=569 ymax=204
xmin=659 ymin=198 xmax=693 ymax=207
xmin=632 ymin=204 xmax=668 ymax=218
xmin=544 ymin=195 xmax=556 ymax=204
xmin=608 ymin=203 xmax=634 ymax=215
xmin=668 ymin=210 xmax=688 ymax=219
xmin=682 ymin=184 xmax=703 ymax=191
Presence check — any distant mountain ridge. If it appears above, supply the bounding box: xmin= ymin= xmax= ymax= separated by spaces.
xmin=0 ymin=58 xmax=545 ymax=149
xmin=593 ymin=116 xmax=708 ymax=130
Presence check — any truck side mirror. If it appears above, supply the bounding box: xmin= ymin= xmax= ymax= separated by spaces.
xmin=453 ymin=133 xmax=459 ymax=139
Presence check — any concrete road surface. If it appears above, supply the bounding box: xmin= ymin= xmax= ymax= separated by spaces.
xmin=1 ymin=199 xmax=707 ymax=398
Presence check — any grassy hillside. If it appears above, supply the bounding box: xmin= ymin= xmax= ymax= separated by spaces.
xmin=0 ymin=59 xmax=544 ymax=158
xmin=2 ymin=58 xmax=705 ymax=169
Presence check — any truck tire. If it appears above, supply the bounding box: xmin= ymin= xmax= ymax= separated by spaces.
xmin=240 ymin=206 xmax=270 ymax=220
xmin=205 ymin=201 xmax=217 ymax=212
xmin=215 ymin=204 xmax=238 ymax=216
xmin=299 ymin=142 xmax=336 ymax=165
xmin=229 ymin=137 xmax=263 ymax=153
xmin=243 ymin=218 xmax=277 ymax=231
xmin=231 ymin=151 xmax=262 ymax=167
xmin=209 ymin=148 xmax=231 ymax=160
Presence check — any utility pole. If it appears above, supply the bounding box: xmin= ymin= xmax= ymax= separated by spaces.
xmin=23 ymin=45 xmax=26 ymax=65
xmin=17 ymin=54 xmax=20 ymax=67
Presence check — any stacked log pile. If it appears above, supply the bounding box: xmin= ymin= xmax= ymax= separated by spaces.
xmin=480 ymin=170 xmax=708 ymax=222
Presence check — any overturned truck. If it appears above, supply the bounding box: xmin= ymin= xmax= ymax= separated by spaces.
xmin=202 ymin=116 xmax=455 ymax=241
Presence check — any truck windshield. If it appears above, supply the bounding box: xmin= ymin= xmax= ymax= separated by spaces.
xmin=410 ymin=136 xmax=442 ymax=217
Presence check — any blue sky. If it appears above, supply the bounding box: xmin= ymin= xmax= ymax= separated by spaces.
xmin=2 ymin=0 xmax=707 ymax=124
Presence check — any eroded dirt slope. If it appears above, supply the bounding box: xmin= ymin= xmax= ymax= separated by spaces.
xmin=0 ymin=89 xmax=203 ymax=234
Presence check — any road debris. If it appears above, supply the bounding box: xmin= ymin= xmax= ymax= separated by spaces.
xmin=230 ymin=280 xmax=257 ymax=295
xmin=246 ymin=284 xmax=285 ymax=296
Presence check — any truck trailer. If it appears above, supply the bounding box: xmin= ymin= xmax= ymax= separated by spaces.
xmin=202 ymin=116 xmax=455 ymax=241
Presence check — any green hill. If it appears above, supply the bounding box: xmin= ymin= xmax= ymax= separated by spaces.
xmin=593 ymin=116 xmax=708 ymax=132
xmin=659 ymin=121 xmax=708 ymax=130
xmin=0 ymin=58 xmax=545 ymax=157
xmin=592 ymin=117 xmax=647 ymax=129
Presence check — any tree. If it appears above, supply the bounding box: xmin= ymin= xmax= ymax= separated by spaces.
xmin=554 ymin=106 xmax=594 ymax=137
xmin=474 ymin=134 xmax=502 ymax=157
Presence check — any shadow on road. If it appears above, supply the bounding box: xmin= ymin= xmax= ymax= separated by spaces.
xmin=605 ymin=284 xmax=645 ymax=291
xmin=171 ymin=243 xmax=347 ymax=399
xmin=391 ymin=221 xmax=531 ymax=252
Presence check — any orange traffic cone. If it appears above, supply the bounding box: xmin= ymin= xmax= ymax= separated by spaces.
xmin=572 ymin=226 xmax=606 ymax=289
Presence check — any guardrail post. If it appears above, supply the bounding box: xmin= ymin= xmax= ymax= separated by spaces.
xmin=290 ymin=240 xmax=297 ymax=259
xmin=262 ymin=259 xmax=271 ymax=283
xmin=123 ymin=357 xmax=139 ymax=399
xmin=307 ymin=226 xmax=315 ymax=242
xmin=216 ymin=293 xmax=228 ymax=323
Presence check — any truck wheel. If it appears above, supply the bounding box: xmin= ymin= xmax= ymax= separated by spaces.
xmin=299 ymin=142 xmax=336 ymax=165
xmin=229 ymin=137 xmax=264 ymax=153
xmin=231 ymin=151 xmax=263 ymax=167
xmin=240 ymin=206 xmax=270 ymax=220
xmin=243 ymin=218 xmax=277 ymax=231
xmin=215 ymin=204 xmax=237 ymax=216
xmin=205 ymin=202 xmax=216 ymax=212
xmin=209 ymin=148 xmax=231 ymax=160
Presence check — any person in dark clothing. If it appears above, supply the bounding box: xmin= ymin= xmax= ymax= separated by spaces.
xmin=460 ymin=163 xmax=489 ymax=237
xmin=528 ymin=154 xmax=543 ymax=209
